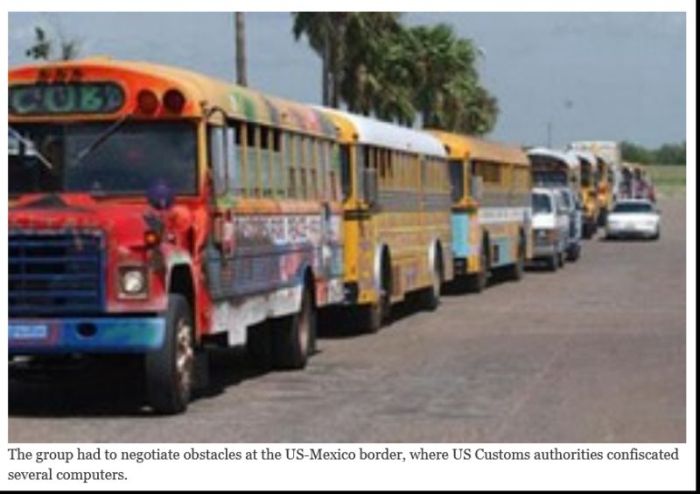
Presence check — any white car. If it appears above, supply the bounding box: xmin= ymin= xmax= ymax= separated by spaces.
xmin=605 ymin=199 xmax=661 ymax=240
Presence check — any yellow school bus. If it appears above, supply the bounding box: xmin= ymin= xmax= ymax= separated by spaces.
xmin=321 ymin=109 xmax=453 ymax=332
xmin=429 ymin=131 xmax=532 ymax=291
xmin=571 ymin=150 xmax=600 ymax=238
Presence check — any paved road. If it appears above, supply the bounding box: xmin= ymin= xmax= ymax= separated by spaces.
xmin=8 ymin=198 xmax=686 ymax=443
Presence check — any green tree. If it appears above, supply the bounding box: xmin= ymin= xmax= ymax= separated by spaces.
xmin=621 ymin=141 xmax=686 ymax=166
xmin=292 ymin=12 xmax=352 ymax=107
xmin=25 ymin=26 xmax=80 ymax=61
xmin=292 ymin=14 xmax=498 ymax=134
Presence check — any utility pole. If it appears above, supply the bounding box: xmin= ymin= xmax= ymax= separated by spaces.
xmin=546 ymin=121 xmax=552 ymax=148
xmin=235 ymin=12 xmax=247 ymax=86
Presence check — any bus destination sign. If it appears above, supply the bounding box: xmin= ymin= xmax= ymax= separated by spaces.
xmin=9 ymin=82 xmax=125 ymax=116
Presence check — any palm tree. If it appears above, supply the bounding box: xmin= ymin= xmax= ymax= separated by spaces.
xmin=292 ymin=12 xmax=351 ymax=107
xmin=339 ymin=13 xmax=403 ymax=116
xmin=235 ymin=12 xmax=248 ymax=86
xmin=25 ymin=26 xmax=80 ymax=61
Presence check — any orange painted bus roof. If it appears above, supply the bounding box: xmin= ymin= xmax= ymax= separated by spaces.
xmin=427 ymin=129 xmax=530 ymax=167
xmin=9 ymin=57 xmax=337 ymax=139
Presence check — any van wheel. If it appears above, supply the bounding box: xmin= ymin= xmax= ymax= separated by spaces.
xmin=567 ymin=245 xmax=581 ymax=262
xmin=272 ymin=283 xmax=316 ymax=370
xmin=145 ymin=294 xmax=195 ymax=414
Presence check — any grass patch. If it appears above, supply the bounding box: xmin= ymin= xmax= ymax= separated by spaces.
xmin=647 ymin=164 xmax=686 ymax=197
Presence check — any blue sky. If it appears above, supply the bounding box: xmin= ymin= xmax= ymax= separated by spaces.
xmin=8 ymin=12 xmax=686 ymax=148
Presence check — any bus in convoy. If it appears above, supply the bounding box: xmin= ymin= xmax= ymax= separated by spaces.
xmin=570 ymin=150 xmax=600 ymax=238
xmin=7 ymin=57 xmax=639 ymax=416
xmin=527 ymin=147 xmax=581 ymax=192
xmin=429 ymin=131 xmax=532 ymax=291
xmin=8 ymin=58 xmax=345 ymax=413
xmin=321 ymin=109 xmax=453 ymax=332
xmin=569 ymin=141 xmax=621 ymax=222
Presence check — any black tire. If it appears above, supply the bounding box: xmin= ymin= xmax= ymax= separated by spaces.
xmin=468 ymin=239 xmax=489 ymax=293
xmin=271 ymin=283 xmax=316 ymax=370
xmin=557 ymin=250 xmax=565 ymax=268
xmin=547 ymin=254 xmax=559 ymax=272
xmin=357 ymin=288 xmax=390 ymax=334
xmin=566 ymin=245 xmax=581 ymax=262
xmin=357 ymin=255 xmax=391 ymax=333
xmin=507 ymin=235 xmax=526 ymax=281
xmin=246 ymin=323 xmax=273 ymax=370
xmin=145 ymin=294 xmax=195 ymax=415
xmin=421 ymin=259 xmax=442 ymax=311
xmin=598 ymin=208 xmax=608 ymax=227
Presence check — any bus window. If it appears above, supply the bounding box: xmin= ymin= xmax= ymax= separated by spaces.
xmin=225 ymin=123 xmax=240 ymax=195
xmin=259 ymin=127 xmax=272 ymax=197
xmin=449 ymin=160 xmax=464 ymax=203
xmin=246 ymin=124 xmax=259 ymax=196
xmin=339 ymin=144 xmax=351 ymax=200
xmin=209 ymin=126 xmax=227 ymax=196
xmin=271 ymin=128 xmax=284 ymax=197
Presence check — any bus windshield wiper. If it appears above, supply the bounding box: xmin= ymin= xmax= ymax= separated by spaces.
xmin=73 ymin=113 xmax=131 ymax=166
xmin=8 ymin=126 xmax=55 ymax=171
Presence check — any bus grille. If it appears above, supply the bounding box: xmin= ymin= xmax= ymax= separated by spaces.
xmin=9 ymin=231 xmax=105 ymax=317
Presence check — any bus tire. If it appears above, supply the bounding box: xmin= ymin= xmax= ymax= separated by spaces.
xmin=358 ymin=291 xmax=389 ymax=334
xmin=468 ymin=237 xmax=489 ymax=293
xmin=422 ymin=258 xmax=442 ymax=311
xmin=358 ymin=253 xmax=391 ymax=333
xmin=508 ymin=233 xmax=526 ymax=281
xmin=272 ymin=283 xmax=316 ymax=370
xmin=145 ymin=294 xmax=195 ymax=415
xmin=547 ymin=253 xmax=559 ymax=272
xmin=246 ymin=324 xmax=273 ymax=370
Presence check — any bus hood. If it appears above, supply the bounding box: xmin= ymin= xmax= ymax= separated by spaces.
xmin=8 ymin=193 xmax=156 ymax=248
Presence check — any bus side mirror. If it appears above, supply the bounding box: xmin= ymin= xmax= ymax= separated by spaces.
xmin=363 ymin=168 xmax=379 ymax=208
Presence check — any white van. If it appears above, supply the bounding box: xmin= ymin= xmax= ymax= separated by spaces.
xmin=531 ymin=187 xmax=569 ymax=271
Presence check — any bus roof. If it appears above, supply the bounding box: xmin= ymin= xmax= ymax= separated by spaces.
xmin=428 ymin=130 xmax=529 ymax=166
xmin=527 ymin=147 xmax=579 ymax=168
xmin=319 ymin=107 xmax=446 ymax=158
xmin=570 ymin=150 xmax=599 ymax=168
xmin=8 ymin=58 xmax=337 ymax=139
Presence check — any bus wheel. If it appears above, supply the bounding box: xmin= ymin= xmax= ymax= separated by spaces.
xmin=422 ymin=259 xmax=442 ymax=311
xmin=272 ymin=283 xmax=316 ymax=370
xmin=468 ymin=239 xmax=489 ymax=292
xmin=358 ymin=289 xmax=389 ymax=334
xmin=508 ymin=235 xmax=526 ymax=281
xmin=547 ymin=253 xmax=559 ymax=272
xmin=145 ymin=294 xmax=195 ymax=414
